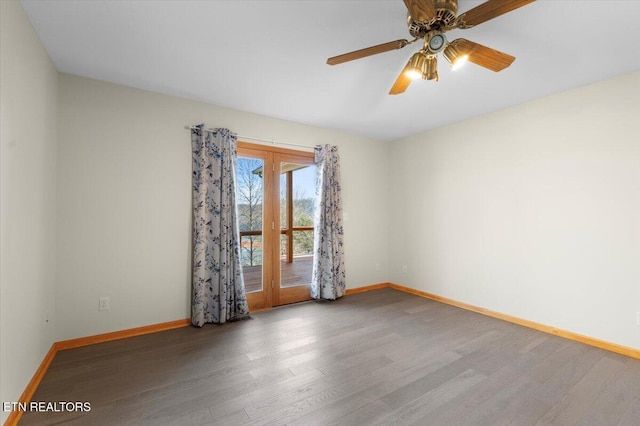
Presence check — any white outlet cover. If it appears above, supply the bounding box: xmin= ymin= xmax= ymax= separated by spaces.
xmin=99 ymin=297 xmax=110 ymax=311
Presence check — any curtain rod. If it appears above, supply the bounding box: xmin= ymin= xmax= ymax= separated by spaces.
xmin=184 ymin=126 xmax=314 ymax=151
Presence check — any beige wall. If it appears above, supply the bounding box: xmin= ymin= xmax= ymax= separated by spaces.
xmin=0 ymin=0 xmax=58 ymax=421
xmin=389 ymin=71 xmax=640 ymax=350
xmin=56 ymin=73 xmax=390 ymax=341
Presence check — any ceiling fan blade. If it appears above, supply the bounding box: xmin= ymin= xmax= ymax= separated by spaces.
xmin=327 ymin=39 xmax=410 ymax=65
xmin=389 ymin=63 xmax=413 ymax=95
xmin=403 ymin=0 xmax=436 ymax=23
xmin=456 ymin=0 xmax=536 ymax=29
xmin=450 ymin=39 xmax=515 ymax=72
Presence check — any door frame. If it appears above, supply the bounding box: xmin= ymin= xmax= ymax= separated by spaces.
xmin=237 ymin=142 xmax=315 ymax=311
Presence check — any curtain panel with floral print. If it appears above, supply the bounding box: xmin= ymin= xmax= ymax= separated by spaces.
xmin=191 ymin=125 xmax=249 ymax=325
xmin=311 ymin=144 xmax=346 ymax=300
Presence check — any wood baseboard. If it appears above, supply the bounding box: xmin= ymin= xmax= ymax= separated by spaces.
xmin=3 ymin=344 xmax=57 ymax=426
xmin=3 ymin=318 xmax=190 ymax=426
xmin=362 ymin=282 xmax=639 ymax=360
xmin=345 ymin=283 xmax=391 ymax=295
xmin=55 ymin=319 xmax=191 ymax=351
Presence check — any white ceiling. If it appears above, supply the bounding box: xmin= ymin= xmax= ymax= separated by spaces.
xmin=20 ymin=0 xmax=640 ymax=141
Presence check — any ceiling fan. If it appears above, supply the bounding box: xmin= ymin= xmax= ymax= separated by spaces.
xmin=327 ymin=0 xmax=536 ymax=94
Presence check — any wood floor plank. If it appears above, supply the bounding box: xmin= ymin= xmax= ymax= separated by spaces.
xmin=18 ymin=288 xmax=640 ymax=425
xmin=289 ymin=380 xmax=398 ymax=426
xmin=536 ymin=355 xmax=627 ymax=425
xmin=205 ymin=369 xmax=327 ymax=420
xmin=242 ymin=354 xmax=398 ymax=423
xmin=141 ymin=368 xmax=296 ymax=423
xmin=375 ymin=369 xmax=487 ymax=425
xmin=420 ymin=364 xmax=527 ymax=425
xmin=328 ymin=400 xmax=393 ymax=426
xmin=618 ymin=396 xmax=640 ymax=426
xmin=287 ymin=331 xmax=401 ymax=376
xmin=140 ymin=406 xmax=213 ymax=426
xmin=208 ymin=408 xmax=249 ymax=426
xmin=577 ymin=367 xmax=640 ymax=425
xmin=242 ymin=353 xmax=394 ymax=421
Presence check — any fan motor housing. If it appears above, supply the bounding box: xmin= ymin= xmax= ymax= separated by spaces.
xmin=407 ymin=0 xmax=458 ymax=37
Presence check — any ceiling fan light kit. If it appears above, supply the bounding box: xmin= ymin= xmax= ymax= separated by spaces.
xmin=327 ymin=0 xmax=536 ymax=95
xmin=443 ymin=42 xmax=468 ymax=70
xmin=405 ymin=52 xmax=427 ymax=79
xmin=423 ymin=55 xmax=439 ymax=81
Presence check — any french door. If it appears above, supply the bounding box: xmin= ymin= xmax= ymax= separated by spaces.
xmin=236 ymin=142 xmax=316 ymax=311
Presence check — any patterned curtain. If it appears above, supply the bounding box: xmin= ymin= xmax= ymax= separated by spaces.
xmin=191 ymin=125 xmax=249 ymax=326
xmin=311 ymin=145 xmax=346 ymax=300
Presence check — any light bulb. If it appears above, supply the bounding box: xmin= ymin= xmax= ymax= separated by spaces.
xmin=405 ymin=69 xmax=422 ymax=80
xmin=451 ymin=54 xmax=468 ymax=70
xmin=404 ymin=52 xmax=427 ymax=80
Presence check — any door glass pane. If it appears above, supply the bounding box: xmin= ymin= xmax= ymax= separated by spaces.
xmin=236 ymin=157 xmax=264 ymax=293
xmin=279 ymin=162 xmax=316 ymax=288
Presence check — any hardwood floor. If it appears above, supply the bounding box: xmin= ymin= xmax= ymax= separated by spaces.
xmin=20 ymin=288 xmax=640 ymax=425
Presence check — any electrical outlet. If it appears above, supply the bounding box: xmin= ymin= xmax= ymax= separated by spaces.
xmin=636 ymin=311 xmax=639 ymax=326
xmin=99 ymin=297 xmax=110 ymax=311
xmin=375 ymin=263 xmax=381 ymax=271
xmin=402 ymin=265 xmax=408 ymax=273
